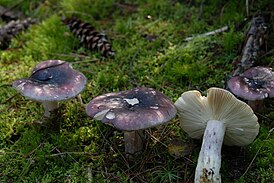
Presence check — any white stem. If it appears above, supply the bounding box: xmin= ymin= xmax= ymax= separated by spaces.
xmin=195 ymin=120 xmax=225 ymax=183
xmin=42 ymin=101 xmax=59 ymax=117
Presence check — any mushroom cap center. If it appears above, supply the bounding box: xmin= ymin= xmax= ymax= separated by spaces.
xmin=243 ymin=77 xmax=267 ymax=90
xmin=86 ymin=87 xmax=177 ymax=131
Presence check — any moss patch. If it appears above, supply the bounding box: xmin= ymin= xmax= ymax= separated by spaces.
xmin=0 ymin=0 xmax=273 ymax=182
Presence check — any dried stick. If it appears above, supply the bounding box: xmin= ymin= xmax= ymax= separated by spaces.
xmin=231 ymin=16 xmax=269 ymax=76
xmin=184 ymin=25 xmax=229 ymax=41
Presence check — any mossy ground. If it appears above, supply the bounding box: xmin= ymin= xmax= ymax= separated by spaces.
xmin=0 ymin=0 xmax=273 ymax=182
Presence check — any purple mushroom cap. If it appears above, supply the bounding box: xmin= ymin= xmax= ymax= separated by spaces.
xmin=12 ymin=60 xmax=87 ymax=102
xmin=86 ymin=87 xmax=177 ymax=131
xmin=227 ymin=66 xmax=274 ymax=100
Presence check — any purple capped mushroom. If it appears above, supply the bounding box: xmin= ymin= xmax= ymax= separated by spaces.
xmin=85 ymin=87 xmax=177 ymax=155
xmin=13 ymin=60 xmax=87 ymax=118
xmin=227 ymin=66 xmax=274 ymax=111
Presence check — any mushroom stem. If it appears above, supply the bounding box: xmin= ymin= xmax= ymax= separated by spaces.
xmin=77 ymin=94 xmax=87 ymax=108
xmin=42 ymin=101 xmax=59 ymax=117
xmin=247 ymin=100 xmax=265 ymax=112
xmin=124 ymin=130 xmax=144 ymax=156
xmin=195 ymin=120 xmax=225 ymax=183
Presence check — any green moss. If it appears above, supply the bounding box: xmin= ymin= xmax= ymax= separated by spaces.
xmin=22 ymin=15 xmax=77 ymax=61
xmin=221 ymin=26 xmax=243 ymax=53
xmin=61 ymin=0 xmax=115 ymax=22
xmin=0 ymin=0 xmax=273 ymax=182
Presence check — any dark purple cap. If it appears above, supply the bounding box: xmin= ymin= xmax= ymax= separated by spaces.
xmin=227 ymin=66 xmax=274 ymax=100
xmin=86 ymin=87 xmax=177 ymax=131
xmin=13 ymin=60 xmax=87 ymax=102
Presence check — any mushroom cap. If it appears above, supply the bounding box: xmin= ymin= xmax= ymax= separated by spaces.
xmin=12 ymin=60 xmax=87 ymax=102
xmin=86 ymin=87 xmax=177 ymax=131
xmin=227 ymin=66 xmax=274 ymax=100
xmin=175 ymin=87 xmax=259 ymax=146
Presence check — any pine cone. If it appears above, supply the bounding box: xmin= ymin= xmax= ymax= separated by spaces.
xmin=0 ymin=6 xmax=24 ymax=22
xmin=63 ymin=16 xmax=115 ymax=57
xmin=0 ymin=18 xmax=36 ymax=49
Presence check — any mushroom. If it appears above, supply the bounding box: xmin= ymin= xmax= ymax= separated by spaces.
xmin=175 ymin=87 xmax=259 ymax=183
xmin=85 ymin=87 xmax=177 ymax=155
xmin=227 ymin=66 xmax=274 ymax=112
xmin=13 ymin=60 xmax=87 ymax=118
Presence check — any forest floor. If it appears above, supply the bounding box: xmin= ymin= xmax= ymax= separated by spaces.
xmin=0 ymin=0 xmax=273 ymax=182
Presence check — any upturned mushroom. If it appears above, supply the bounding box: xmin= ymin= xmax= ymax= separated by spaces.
xmin=13 ymin=60 xmax=87 ymax=118
xmin=227 ymin=66 xmax=274 ymax=111
xmin=175 ymin=87 xmax=259 ymax=183
xmin=85 ymin=87 xmax=177 ymax=155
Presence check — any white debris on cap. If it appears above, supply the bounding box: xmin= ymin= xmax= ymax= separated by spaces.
xmin=105 ymin=112 xmax=116 ymax=120
xmin=94 ymin=109 xmax=110 ymax=120
xmin=123 ymin=98 xmax=139 ymax=105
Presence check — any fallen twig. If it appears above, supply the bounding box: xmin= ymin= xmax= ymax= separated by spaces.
xmin=184 ymin=25 xmax=229 ymax=41
xmin=231 ymin=15 xmax=269 ymax=76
